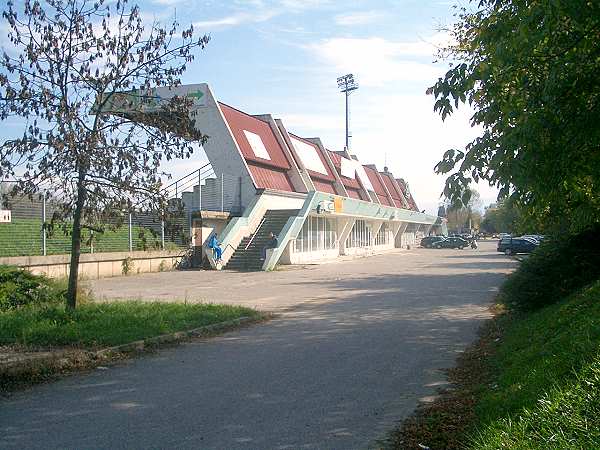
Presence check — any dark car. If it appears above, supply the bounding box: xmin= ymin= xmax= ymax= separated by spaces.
xmin=497 ymin=237 xmax=538 ymax=255
xmin=432 ymin=236 xmax=469 ymax=249
xmin=420 ymin=236 xmax=446 ymax=248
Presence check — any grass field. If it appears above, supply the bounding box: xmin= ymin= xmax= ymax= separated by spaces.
xmin=1 ymin=300 xmax=261 ymax=348
xmin=0 ymin=218 xmax=178 ymax=257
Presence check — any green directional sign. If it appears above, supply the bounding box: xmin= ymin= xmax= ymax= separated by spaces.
xmin=187 ymin=89 xmax=204 ymax=100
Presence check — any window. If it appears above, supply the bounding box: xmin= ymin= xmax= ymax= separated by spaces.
xmin=405 ymin=223 xmax=419 ymax=233
xmin=375 ymin=222 xmax=390 ymax=246
xmin=294 ymin=216 xmax=337 ymax=253
xmin=243 ymin=130 xmax=271 ymax=160
xmin=346 ymin=220 xmax=372 ymax=248
xmin=291 ymin=137 xmax=328 ymax=175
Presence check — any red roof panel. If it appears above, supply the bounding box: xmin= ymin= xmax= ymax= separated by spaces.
xmin=363 ymin=166 xmax=393 ymax=205
xmin=397 ymin=179 xmax=419 ymax=211
xmin=248 ymin=163 xmax=295 ymax=193
xmin=377 ymin=194 xmax=393 ymax=206
xmin=219 ymin=102 xmax=291 ymax=170
xmin=327 ymin=150 xmax=362 ymax=190
xmin=346 ymin=188 xmax=363 ymax=200
xmin=312 ymin=179 xmax=337 ymax=194
xmin=381 ymin=172 xmax=406 ymax=208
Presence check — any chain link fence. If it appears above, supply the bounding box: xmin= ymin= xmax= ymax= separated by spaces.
xmin=0 ymin=165 xmax=244 ymax=258
xmin=0 ymin=188 xmax=190 ymax=257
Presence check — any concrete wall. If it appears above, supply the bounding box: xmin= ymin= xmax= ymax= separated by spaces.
xmin=400 ymin=232 xmax=417 ymax=248
xmin=192 ymin=215 xmax=230 ymax=261
xmin=0 ymin=250 xmax=184 ymax=280
xmin=287 ymin=245 xmax=339 ymax=264
xmin=193 ymin=85 xmax=258 ymax=210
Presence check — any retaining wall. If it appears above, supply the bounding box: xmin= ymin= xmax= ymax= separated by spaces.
xmin=0 ymin=250 xmax=185 ymax=280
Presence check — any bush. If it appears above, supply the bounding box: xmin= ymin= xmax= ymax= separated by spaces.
xmin=0 ymin=265 xmax=59 ymax=311
xmin=502 ymin=224 xmax=600 ymax=310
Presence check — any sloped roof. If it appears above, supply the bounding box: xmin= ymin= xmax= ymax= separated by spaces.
xmin=219 ymin=102 xmax=291 ymax=170
xmin=363 ymin=165 xmax=393 ymax=206
xmin=288 ymin=134 xmax=336 ymax=182
xmin=397 ymin=178 xmax=419 ymax=211
xmin=380 ymin=171 xmax=407 ymax=208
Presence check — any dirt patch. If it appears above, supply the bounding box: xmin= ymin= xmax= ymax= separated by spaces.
xmin=381 ymin=305 xmax=504 ymax=450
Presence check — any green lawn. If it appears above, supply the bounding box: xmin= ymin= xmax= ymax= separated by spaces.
xmin=0 ymin=218 xmax=180 ymax=257
xmin=0 ymin=300 xmax=261 ymax=348
xmin=467 ymin=280 xmax=600 ymax=449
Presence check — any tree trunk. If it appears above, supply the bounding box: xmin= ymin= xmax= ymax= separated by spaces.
xmin=66 ymin=171 xmax=87 ymax=309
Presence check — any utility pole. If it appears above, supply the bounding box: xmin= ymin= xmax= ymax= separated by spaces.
xmin=337 ymin=74 xmax=359 ymax=151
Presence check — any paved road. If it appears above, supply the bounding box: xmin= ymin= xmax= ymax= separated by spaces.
xmin=1 ymin=242 xmax=514 ymax=449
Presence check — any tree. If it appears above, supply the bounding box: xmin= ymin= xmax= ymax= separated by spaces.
xmin=444 ymin=186 xmax=482 ymax=233
xmin=480 ymin=200 xmax=521 ymax=234
xmin=429 ymin=1 xmax=600 ymax=233
xmin=0 ymin=0 xmax=209 ymax=308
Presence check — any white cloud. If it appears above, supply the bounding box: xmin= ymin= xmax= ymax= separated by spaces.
xmin=307 ymin=34 xmax=452 ymax=87
xmin=334 ymin=11 xmax=384 ymax=26
xmin=271 ymin=87 xmax=496 ymax=214
xmin=193 ymin=10 xmax=277 ymax=30
xmin=347 ymin=93 xmax=496 ymax=213
xmin=192 ymin=0 xmax=333 ymax=30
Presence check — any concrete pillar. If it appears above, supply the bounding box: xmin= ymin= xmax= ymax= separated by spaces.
xmin=337 ymin=217 xmax=355 ymax=256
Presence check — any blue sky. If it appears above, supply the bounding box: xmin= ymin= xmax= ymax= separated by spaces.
xmin=2 ymin=0 xmax=497 ymax=214
xmin=152 ymin=0 xmax=497 ymax=213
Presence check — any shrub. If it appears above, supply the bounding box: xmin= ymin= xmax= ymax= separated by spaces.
xmin=121 ymin=257 xmax=134 ymax=275
xmin=0 ymin=265 xmax=58 ymax=311
xmin=502 ymin=224 xmax=600 ymax=310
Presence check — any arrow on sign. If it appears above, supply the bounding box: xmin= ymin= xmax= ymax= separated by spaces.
xmin=187 ymin=89 xmax=204 ymax=100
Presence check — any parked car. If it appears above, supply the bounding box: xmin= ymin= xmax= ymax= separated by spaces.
xmin=420 ymin=236 xmax=446 ymax=248
xmin=497 ymin=237 xmax=539 ymax=255
xmin=432 ymin=236 xmax=469 ymax=249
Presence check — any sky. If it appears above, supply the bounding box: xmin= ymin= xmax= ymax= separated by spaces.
xmin=1 ymin=0 xmax=498 ymax=215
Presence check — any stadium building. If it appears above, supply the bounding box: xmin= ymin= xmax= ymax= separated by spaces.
xmin=101 ymin=83 xmax=447 ymax=270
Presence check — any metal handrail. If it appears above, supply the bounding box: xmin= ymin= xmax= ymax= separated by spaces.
xmin=162 ymin=162 xmax=211 ymax=193
xmin=244 ymin=217 xmax=267 ymax=251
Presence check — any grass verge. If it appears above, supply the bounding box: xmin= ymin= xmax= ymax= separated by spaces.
xmin=0 ymin=301 xmax=261 ymax=349
xmin=384 ymin=280 xmax=600 ymax=449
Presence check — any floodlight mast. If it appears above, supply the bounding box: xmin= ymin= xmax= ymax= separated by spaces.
xmin=337 ymin=74 xmax=359 ymax=152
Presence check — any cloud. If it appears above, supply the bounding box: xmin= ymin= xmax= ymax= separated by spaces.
xmin=193 ymin=10 xmax=277 ymax=30
xmin=308 ymin=36 xmax=449 ymax=86
xmin=270 ymin=88 xmax=495 ymax=214
xmin=192 ymin=0 xmax=333 ymax=31
xmin=334 ymin=11 xmax=384 ymax=26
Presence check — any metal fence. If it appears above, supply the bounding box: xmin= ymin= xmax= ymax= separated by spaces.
xmin=0 ymin=163 xmax=243 ymax=258
xmin=0 ymin=191 xmax=189 ymax=257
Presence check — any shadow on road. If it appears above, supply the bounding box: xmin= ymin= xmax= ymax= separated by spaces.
xmin=1 ymin=259 xmax=511 ymax=449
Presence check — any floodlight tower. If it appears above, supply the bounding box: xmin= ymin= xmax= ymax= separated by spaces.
xmin=337 ymin=74 xmax=359 ymax=152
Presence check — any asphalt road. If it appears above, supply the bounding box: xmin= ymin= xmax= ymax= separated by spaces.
xmin=0 ymin=241 xmax=514 ymax=449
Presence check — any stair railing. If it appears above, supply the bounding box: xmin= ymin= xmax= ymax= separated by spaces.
xmin=244 ymin=217 xmax=267 ymax=251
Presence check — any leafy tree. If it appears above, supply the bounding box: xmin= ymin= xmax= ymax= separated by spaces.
xmin=481 ymin=200 xmax=522 ymax=234
xmin=444 ymin=186 xmax=482 ymax=233
xmin=0 ymin=0 xmax=209 ymax=308
xmin=429 ymin=0 xmax=600 ymax=233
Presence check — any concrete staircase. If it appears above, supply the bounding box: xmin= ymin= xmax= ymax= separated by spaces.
xmin=225 ymin=209 xmax=299 ymax=271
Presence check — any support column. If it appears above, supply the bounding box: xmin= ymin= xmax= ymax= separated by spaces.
xmin=337 ymin=217 xmax=355 ymax=256
xmin=394 ymin=222 xmax=409 ymax=248
xmin=371 ymin=219 xmax=383 ymax=248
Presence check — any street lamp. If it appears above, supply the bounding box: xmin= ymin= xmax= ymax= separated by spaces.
xmin=337 ymin=74 xmax=359 ymax=152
